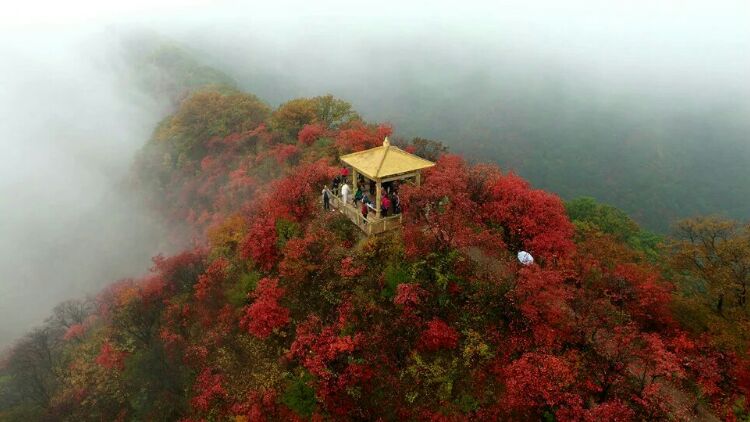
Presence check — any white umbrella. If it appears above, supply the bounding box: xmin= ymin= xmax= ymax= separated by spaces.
xmin=517 ymin=251 xmax=534 ymax=265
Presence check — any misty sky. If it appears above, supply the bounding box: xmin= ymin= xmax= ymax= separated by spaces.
xmin=0 ymin=30 xmax=169 ymax=345
xmin=1 ymin=0 xmax=748 ymax=347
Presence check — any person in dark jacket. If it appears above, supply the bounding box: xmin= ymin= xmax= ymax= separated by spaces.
xmin=332 ymin=176 xmax=340 ymax=195
xmin=322 ymin=187 xmax=330 ymax=210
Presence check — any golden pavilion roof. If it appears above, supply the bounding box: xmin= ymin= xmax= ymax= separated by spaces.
xmin=340 ymin=137 xmax=435 ymax=180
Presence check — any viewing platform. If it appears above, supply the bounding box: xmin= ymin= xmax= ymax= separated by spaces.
xmin=326 ymin=137 xmax=435 ymax=235
xmin=326 ymin=189 xmax=403 ymax=235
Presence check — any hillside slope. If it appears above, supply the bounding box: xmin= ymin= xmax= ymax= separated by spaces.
xmin=1 ymin=89 xmax=749 ymax=421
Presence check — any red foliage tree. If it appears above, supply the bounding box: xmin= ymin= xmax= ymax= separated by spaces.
xmin=481 ymin=172 xmax=575 ymax=262
xmin=259 ymin=143 xmax=301 ymax=165
xmin=95 ymin=341 xmax=127 ymax=371
xmin=393 ymin=283 xmax=428 ymax=308
xmin=240 ymin=216 xmax=279 ymax=272
xmin=612 ymin=263 xmax=674 ymax=329
xmin=400 ymin=155 xmax=490 ymax=257
xmin=151 ymin=248 xmax=206 ymax=291
xmin=194 ymin=257 xmax=229 ymax=301
xmin=337 ymin=256 xmax=364 ymax=279
xmin=262 ymin=160 xmax=337 ymax=222
xmin=502 ymin=352 xmax=579 ymax=416
xmin=279 ymin=223 xmax=338 ymax=288
xmin=191 ymin=367 xmax=227 ymax=412
xmin=288 ymin=315 xmax=361 ymax=379
xmin=511 ymin=267 xmax=575 ymax=349
xmin=298 ymin=123 xmax=326 ymax=146
xmin=581 ymin=400 xmax=635 ymax=422
xmin=418 ymin=318 xmax=459 ymax=352
xmin=287 ymin=312 xmax=369 ymax=416
xmin=240 ymin=277 xmax=290 ymax=338
xmin=63 ymin=324 xmax=86 ymax=341
xmin=334 ymin=121 xmax=391 ymax=153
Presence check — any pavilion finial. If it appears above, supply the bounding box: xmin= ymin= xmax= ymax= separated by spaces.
xmin=383 ymin=136 xmax=390 ymax=147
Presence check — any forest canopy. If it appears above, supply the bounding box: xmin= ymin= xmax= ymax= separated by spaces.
xmin=2 ymin=86 xmax=750 ymax=421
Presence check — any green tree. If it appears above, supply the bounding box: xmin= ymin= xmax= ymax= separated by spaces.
xmin=0 ymin=327 xmax=64 ymax=418
xmin=566 ymin=197 xmax=661 ymax=257
xmin=669 ymin=216 xmax=750 ymax=353
xmin=409 ymin=137 xmax=449 ymax=161
xmin=134 ymin=43 xmax=238 ymax=104
xmin=153 ymin=89 xmax=271 ymax=162
xmin=671 ymin=216 xmax=750 ymax=315
xmin=270 ymin=95 xmax=359 ymax=138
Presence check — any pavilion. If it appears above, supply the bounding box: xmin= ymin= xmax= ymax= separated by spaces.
xmin=327 ymin=137 xmax=435 ymax=235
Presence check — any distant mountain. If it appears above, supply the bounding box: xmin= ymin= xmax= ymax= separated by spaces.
xmin=118 ymin=32 xmax=238 ymax=108
xmin=180 ymin=37 xmax=750 ymax=232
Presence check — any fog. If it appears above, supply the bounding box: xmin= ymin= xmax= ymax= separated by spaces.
xmin=161 ymin=0 xmax=750 ymax=227
xmin=1 ymin=0 xmax=748 ymax=346
xmin=0 ymin=29 xmax=171 ymax=346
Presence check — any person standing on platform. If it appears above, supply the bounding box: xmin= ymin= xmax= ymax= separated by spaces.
xmin=341 ymin=182 xmax=350 ymax=205
xmin=354 ymin=186 xmax=363 ymax=205
xmin=332 ymin=176 xmax=340 ymax=195
xmin=381 ymin=193 xmax=391 ymax=216
xmin=322 ymin=187 xmax=330 ymax=211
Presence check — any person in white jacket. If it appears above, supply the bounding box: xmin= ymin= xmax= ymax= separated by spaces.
xmin=341 ymin=182 xmax=350 ymax=205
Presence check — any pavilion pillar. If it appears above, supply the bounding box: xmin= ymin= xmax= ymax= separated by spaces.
xmin=352 ymin=168 xmax=357 ymax=191
xmin=375 ymin=180 xmax=382 ymax=220
xmin=416 ymin=172 xmax=421 ymax=187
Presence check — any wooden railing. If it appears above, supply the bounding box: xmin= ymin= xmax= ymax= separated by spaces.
xmin=325 ymin=188 xmax=402 ymax=235
xmin=367 ymin=213 xmax=403 ymax=235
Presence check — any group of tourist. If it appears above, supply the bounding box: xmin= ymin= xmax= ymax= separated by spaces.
xmin=322 ymin=167 xmax=402 ymax=221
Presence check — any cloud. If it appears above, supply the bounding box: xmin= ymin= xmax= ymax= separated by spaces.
xmin=0 ymin=29 xmax=169 ymax=346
